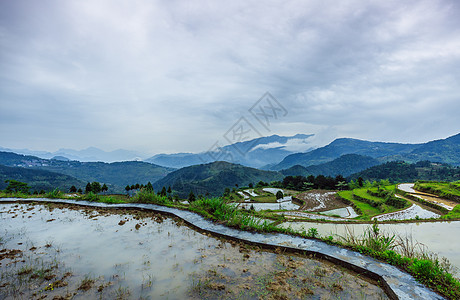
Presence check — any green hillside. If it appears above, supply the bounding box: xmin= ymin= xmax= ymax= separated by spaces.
xmin=383 ymin=133 xmax=460 ymax=165
xmin=0 ymin=165 xmax=85 ymax=192
xmin=153 ymin=161 xmax=284 ymax=197
xmin=349 ymin=161 xmax=460 ymax=182
xmin=0 ymin=151 xmax=173 ymax=193
xmin=281 ymin=154 xmax=379 ymax=177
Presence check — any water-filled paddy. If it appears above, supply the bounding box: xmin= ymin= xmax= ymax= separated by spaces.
xmin=279 ymin=220 xmax=460 ymax=272
xmin=0 ymin=203 xmax=388 ymax=299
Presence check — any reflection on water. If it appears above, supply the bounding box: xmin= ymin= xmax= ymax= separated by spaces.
xmin=279 ymin=220 xmax=460 ymax=271
xmin=0 ymin=203 xmax=388 ymax=299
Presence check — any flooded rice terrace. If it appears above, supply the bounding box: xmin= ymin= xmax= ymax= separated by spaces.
xmin=0 ymin=202 xmax=388 ymax=299
xmin=279 ymin=221 xmax=460 ymax=272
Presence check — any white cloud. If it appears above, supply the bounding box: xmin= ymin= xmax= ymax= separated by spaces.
xmin=250 ymin=137 xmax=316 ymax=153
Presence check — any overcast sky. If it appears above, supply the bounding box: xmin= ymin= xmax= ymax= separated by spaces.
xmin=1 ymin=0 xmax=459 ymax=155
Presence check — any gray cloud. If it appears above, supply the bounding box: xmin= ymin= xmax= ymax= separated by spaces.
xmin=1 ymin=0 xmax=459 ymax=154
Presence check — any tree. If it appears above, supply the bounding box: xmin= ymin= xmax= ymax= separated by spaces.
xmin=276 ymin=190 xmax=284 ymax=200
xmin=336 ymin=181 xmax=347 ymax=191
xmin=167 ymin=186 xmax=172 ymax=194
xmin=85 ymin=182 xmax=92 ymax=194
xmin=125 ymin=185 xmax=131 ymax=195
xmin=256 ymin=181 xmax=267 ymax=188
xmin=188 ymin=190 xmax=196 ymax=202
xmin=248 ymin=183 xmax=253 ymax=189
xmin=303 ymin=181 xmax=314 ymax=190
xmin=4 ymin=180 xmax=30 ymax=194
xmin=145 ymin=182 xmax=153 ymax=192
xmin=160 ymin=186 xmax=167 ymax=197
xmin=69 ymin=185 xmax=77 ymax=193
xmin=135 ymin=183 xmax=140 ymax=190
xmin=77 ymin=188 xmax=83 ymax=194
xmin=357 ymin=177 xmax=364 ymax=187
xmin=101 ymin=183 xmax=108 ymax=194
xmin=91 ymin=182 xmax=102 ymax=194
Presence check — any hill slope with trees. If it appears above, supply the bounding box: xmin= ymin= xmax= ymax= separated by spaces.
xmin=153 ymin=161 xmax=284 ymax=197
xmin=348 ymin=161 xmax=460 ymax=182
xmin=281 ymin=154 xmax=379 ymax=177
xmin=0 ymin=151 xmax=173 ymax=193
xmin=0 ymin=165 xmax=86 ymax=192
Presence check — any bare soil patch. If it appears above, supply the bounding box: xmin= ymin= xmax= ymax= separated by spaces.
xmin=297 ymin=190 xmax=344 ymax=212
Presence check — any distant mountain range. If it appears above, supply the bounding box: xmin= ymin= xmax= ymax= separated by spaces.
xmin=2 ymin=132 xmax=460 ymax=196
xmin=349 ymin=160 xmax=460 ymax=183
xmin=0 ymin=146 xmax=146 ymax=163
xmin=272 ymin=133 xmax=460 ymax=170
xmin=144 ymin=134 xmax=316 ymax=169
xmin=153 ymin=161 xmax=283 ymax=197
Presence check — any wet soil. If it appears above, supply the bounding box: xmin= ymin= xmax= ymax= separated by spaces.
xmin=297 ymin=190 xmax=344 ymax=212
xmin=189 ymin=244 xmax=387 ymax=299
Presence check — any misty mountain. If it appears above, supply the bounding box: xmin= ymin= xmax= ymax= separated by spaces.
xmin=272 ymin=133 xmax=460 ymax=170
xmin=280 ymin=154 xmax=380 ymax=177
xmin=0 ymin=151 xmax=173 ymax=193
xmin=153 ymin=161 xmax=284 ymax=197
xmin=145 ymin=134 xmax=315 ymax=169
xmin=0 ymin=146 xmax=146 ymax=163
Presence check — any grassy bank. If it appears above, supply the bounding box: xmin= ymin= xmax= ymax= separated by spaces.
xmin=414 ymin=181 xmax=460 ymax=202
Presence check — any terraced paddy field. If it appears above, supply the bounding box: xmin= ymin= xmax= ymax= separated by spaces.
xmin=0 ymin=202 xmax=389 ymax=300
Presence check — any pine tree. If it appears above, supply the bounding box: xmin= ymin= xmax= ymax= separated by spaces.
xmin=145 ymin=182 xmax=153 ymax=192
xmin=160 ymin=186 xmax=167 ymax=197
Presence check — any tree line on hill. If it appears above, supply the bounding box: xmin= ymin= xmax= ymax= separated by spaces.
xmin=268 ymin=174 xmax=348 ymax=191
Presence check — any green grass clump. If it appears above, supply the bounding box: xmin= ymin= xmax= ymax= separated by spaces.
xmin=0 ymin=191 xmax=31 ymax=198
xmin=189 ymin=197 xmax=275 ymax=232
xmin=45 ymin=189 xmax=64 ymax=199
xmin=82 ymin=192 xmax=100 ymax=202
xmin=131 ymin=189 xmax=171 ymax=205
xmin=340 ymin=222 xmax=460 ymax=299
xmin=443 ymin=204 xmax=460 ymax=220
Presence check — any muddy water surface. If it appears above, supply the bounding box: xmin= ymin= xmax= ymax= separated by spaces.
xmin=0 ymin=203 xmax=388 ymax=299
